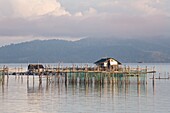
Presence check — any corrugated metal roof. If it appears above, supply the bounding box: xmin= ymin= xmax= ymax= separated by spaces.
xmin=28 ymin=64 xmax=44 ymax=70
xmin=94 ymin=58 xmax=121 ymax=65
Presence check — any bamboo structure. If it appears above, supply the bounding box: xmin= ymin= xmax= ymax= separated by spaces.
xmin=1 ymin=64 xmax=156 ymax=86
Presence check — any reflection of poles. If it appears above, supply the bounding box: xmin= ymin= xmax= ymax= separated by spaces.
xmin=125 ymin=78 xmax=129 ymax=95
xmin=0 ymin=68 xmax=4 ymax=93
xmin=27 ymin=72 xmax=29 ymax=83
xmin=21 ymin=65 xmax=23 ymax=83
xmin=46 ymin=75 xmax=49 ymax=92
xmin=6 ymin=66 xmax=9 ymax=79
xmin=100 ymin=73 xmax=102 ymax=85
xmin=6 ymin=73 xmax=9 ymax=87
xmin=38 ymin=65 xmax=42 ymax=85
xmin=65 ymin=73 xmax=68 ymax=85
xmin=57 ymin=71 xmax=60 ymax=84
xmin=27 ymin=75 xmax=29 ymax=91
xmin=18 ymin=67 xmax=20 ymax=78
xmin=84 ymin=72 xmax=88 ymax=84
xmin=38 ymin=80 xmax=42 ymax=92
xmin=65 ymin=78 xmax=68 ymax=95
xmin=2 ymin=66 xmax=5 ymax=86
xmin=15 ymin=67 xmax=17 ymax=79
xmin=152 ymin=70 xmax=155 ymax=95
xmin=85 ymin=83 xmax=89 ymax=96
xmin=137 ymin=83 xmax=140 ymax=97
xmin=137 ymin=66 xmax=140 ymax=84
xmin=152 ymin=67 xmax=155 ymax=79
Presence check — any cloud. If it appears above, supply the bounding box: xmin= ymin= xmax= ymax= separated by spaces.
xmin=97 ymin=0 xmax=169 ymax=16
xmin=0 ymin=0 xmax=70 ymax=18
xmin=85 ymin=8 xmax=97 ymax=15
xmin=74 ymin=7 xmax=97 ymax=17
xmin=133 ymin=0 xmax=166 ymax=15
xmin=0 ymin=14 xmax=169 ymax=39
xmin=74 ymin=12 xmax=83 ymax=17
xmin=0 ymin=0 xmax=170 ymax=46
xmin=0 ymin=36 xmax=81 ymax=46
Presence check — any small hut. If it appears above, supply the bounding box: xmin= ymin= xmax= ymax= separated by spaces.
xmin=28 ymin=64 xmax=44 ymax=75
xmin=94 ymin=57 xmax=122 ymax=70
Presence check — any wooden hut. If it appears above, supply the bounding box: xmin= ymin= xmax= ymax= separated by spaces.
xmin=94 ymin=57 xmax=122 ymax=71
xmin=28 ymin=64 xmax=44 ymax=75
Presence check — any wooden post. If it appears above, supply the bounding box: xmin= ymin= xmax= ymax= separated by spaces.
xmin=152 ymin=66 xmax=155 ymax=79
xmin=2 ymin=67 xmax=4 ymax=85
xmin=90 ymin=73 xmax=93 ymax=84
xmin=104 ymin=74 xmax=107 ymax=84
xmin=79 ymin=72 xmax=82 ymax=84
xmin=27 ymin=73 xmax=29 ymax=83
xmin=6 ymin=66 xmax=9 ymax=79
xmin=72 ymin=72 xmax=75 ymax=84
xmin=112 ymin=74 xmax=115 ymax=84
xmin=137 ymin=75 xmax=140 ymax=84
xmin=18 ymin=67 xmax=20 ymax=79
xmin=15 ymin=67 xmax=17 ymax=79
xmin=94 ymin=74 xmax=98 ymax=84
xmin=46 ymin=72 xmax=49 ymax=84
xmin=152 ymin=67 xmax=156 ymax=95
xmin=109 ymin=73 xmax=112 ymax=84
xmin=21 ymin=65 xmax=23 ymax=82
xmin=100 ymin=72 xmax=102 ymax=85
xmin=146 ymin=66 xmax=148 ymax=84
xmin=38 ymin=64 xmax=42 ymax=85
xmin=84 ymin=72 xmax=88 ymax=84
xmin=57 ymin=71 xmax=60 ymax=83
xmin=125 ymin=75 xmax=128 ymax=84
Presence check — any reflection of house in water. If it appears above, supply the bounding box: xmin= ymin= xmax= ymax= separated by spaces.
xmin=28 ymin=64 xmax=44 ymax=75
xmin=94 ymin=57 xmax=122 ymax=70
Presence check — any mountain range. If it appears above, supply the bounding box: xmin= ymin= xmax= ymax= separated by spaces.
xmin=0 ymin=37 xmax=170 ymax=63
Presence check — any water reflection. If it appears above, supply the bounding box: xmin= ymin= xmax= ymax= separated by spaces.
xmin=0 ymin=75 xmax=166 ymax=113
xmin=24 ymin=76 xmax=148 ymax=98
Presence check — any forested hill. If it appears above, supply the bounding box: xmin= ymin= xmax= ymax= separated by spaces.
xmin=0 ymin=37 xmax=170 ymax=63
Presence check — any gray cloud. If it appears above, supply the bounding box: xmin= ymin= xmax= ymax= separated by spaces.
xmin=0 ymin=0 xmax=170 ymax=46
xmin=0 ymin=14 xmax=169 ymax=38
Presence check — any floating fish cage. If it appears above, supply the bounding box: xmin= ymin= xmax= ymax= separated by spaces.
xmin=45 ymin=71 xmax=148 ymax=85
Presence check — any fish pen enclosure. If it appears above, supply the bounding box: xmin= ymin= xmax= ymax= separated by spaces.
xmin=39 ymin=64 xmax=153 ymax=85
xmin=0 ymin=71 xmax=2 ymax=81
xmin=44 ymin=72 xmax=148 ymax=85
xmin=0 ymin=66 xmax=9 ymax=86
xmin=0 ymin=64 xmax=155 ymax=86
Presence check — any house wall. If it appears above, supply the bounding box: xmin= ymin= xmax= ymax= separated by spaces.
xmin=110 ymin=59 xmax=118 ymax=65
xmin=96 ymin=58 xmax=120 ymax=68
xmin=104 ymin=62 xmax=107 ymax=67
xmin=103 ymin=60 xmax=118 ymax=67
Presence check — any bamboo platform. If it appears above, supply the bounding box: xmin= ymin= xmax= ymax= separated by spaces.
xmin=0 ymin=65 xmax=156 ymax=85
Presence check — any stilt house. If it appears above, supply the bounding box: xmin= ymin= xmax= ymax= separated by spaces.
xmin=28 ymin=64 xmax=44 ymax=74
xmin=94 ymin=58 xmax=122 ymax=70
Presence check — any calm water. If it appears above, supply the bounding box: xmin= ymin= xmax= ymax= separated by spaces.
xmin=0 ymin=63 xmax=170 ymax=113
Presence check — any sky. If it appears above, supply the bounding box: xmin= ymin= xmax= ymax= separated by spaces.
xmin=0 ymin=0 xmax=170 ymax=46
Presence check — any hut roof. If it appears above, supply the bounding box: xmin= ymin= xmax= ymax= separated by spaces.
xmin=94 ymin=58 xmax=122 ymax=65
xmin=28 ymin=64 xmax=44 ymax=70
